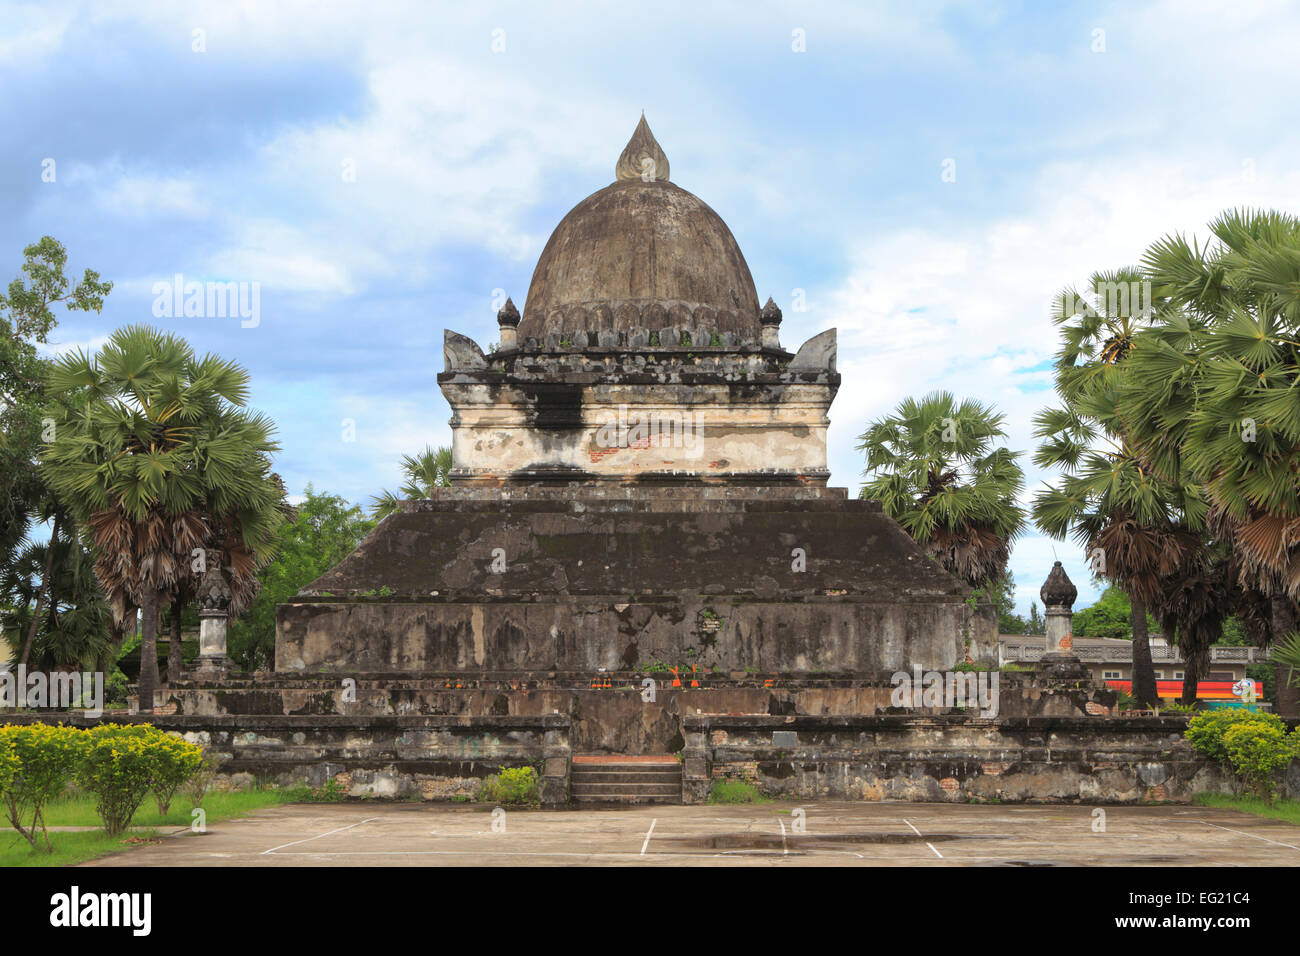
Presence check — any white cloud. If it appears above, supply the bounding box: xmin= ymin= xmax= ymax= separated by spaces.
xmin=96 ymin=174 xmax=210 ymax=219
xmin=820 ymin=147 xmax=1300 ymax=612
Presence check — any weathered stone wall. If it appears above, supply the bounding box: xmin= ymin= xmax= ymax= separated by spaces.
xmin=682 ymin=714 xmax=1300 ymax=804
xmin=8 ymin=713 xmax=568 ymax=802
xmin=12 ymin=710 xmax=1290 ymax=806
xmin=276 ymin=489 xmax=994 ymax=677
xmin=163 ymin=673 xmax=1112 ymax=756
xmin=440 ymin=326 xmax=838 ymax=485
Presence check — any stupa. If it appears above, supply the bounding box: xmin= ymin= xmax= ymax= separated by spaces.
xmin=274 ymin=118 xmax=994 ymax=681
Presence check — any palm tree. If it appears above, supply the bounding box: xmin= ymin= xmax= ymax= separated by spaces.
xmin=0 ymin=529 xmax=115 ymax=674
xmin=40 ymin=325 xmax=285 ymax=712
xmin=858 ymin=392 xmax=1025 ymax=593
xmin=370 ymin=445 xmax=453 ymax=518
xmin=1121 ymin=209 xmax=1300 ymax=711
xmin=1033 ymin=269 xmax=1202 ymax=708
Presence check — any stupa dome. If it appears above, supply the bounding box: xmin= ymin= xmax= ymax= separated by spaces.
xmin=518 ymin=116 xmax=762 ymax=345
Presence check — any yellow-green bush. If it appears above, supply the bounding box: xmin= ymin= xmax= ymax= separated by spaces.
xmin=147 ymin=733 xmax=204 ymax=814
xmin=76 ymin=724 xmax=204 ymax=834
xmin=1186 ymin=709 xmax=1298 ymax=805
xmin=1222 ymin=721 xmax=1299 ymax=805
xmin=0 ymin=723 xmax=207 ymax=840
xmin=477 ymin=766 xmax=539 ymax=805
xmin=0 ymin=724 xmax=85 ymax=851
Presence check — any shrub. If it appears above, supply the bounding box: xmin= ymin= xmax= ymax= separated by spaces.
xmin=148 ymin=733 xmax=204 ymax=814
xmin=1222 ymin=721 xmax=1299 ymax=805
xmin=282 ymin=779 xmax=346 ymax=803
xmin=183 ymin=750 xmax=229 ymax=809
xmin=104 ymin=669 xmax=129 ymax=709
xmin=477 ymin=766 xmax=539 ymax=805
xmin=75 ymin=724 xmax=202 ymax=834
xmin=707 ymin=778 xmax=767 ymax=804
xmin=1185 ymin=709 xmax=1285 ymax=764
xmin=76 ymin=725 xmax=160 ymax=835
xmin=1186 ymin=709 xmax=1297 ymax=804
xmin=0 ymin=723 xmax=84 ymax=851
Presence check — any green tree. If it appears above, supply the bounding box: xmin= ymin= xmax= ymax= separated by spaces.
xmin=989 ymin=570 xmax=1027 ymax=634
xmin=1072 ymin=585 xmax=1160 ymax=639
xmin=40 ymin=326 xmax=285 ymax=712
xmin=1120 ymin=209 xmax=1300 ymax=711
xmin=0 ymin=533 xmax=115 ymax=674
xmin=228 ymin=486 xmax=376 ymax=670
xmin=0 ymin=238 xmax=112 ymax=666
xmin=370 ymin=445 xmax=452 ymax=519
xmin=1033 ymin=268 xmax=1202 ymax=707
xmin=858 ymin=392 xmax=1025 ymax=593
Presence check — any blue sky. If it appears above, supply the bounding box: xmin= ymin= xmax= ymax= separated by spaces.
xmin=5 ymin=0 xmax=1300 ymax=614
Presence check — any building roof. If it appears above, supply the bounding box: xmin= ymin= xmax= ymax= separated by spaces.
xmin=518 ymin=116 xmax=762 ymax=345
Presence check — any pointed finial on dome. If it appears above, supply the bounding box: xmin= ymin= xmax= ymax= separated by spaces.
xmin=760 ymin=297 xmax=783 ymax=325
xmin=497 ymin=297 xmax=520 ymax=349
xmin=497 ymin=297 xmax=520 ymax=327
xmin=760 ymin=298 xmax=782 ymax=349
xmin=615 ymin=114 xmax=670 ymax=183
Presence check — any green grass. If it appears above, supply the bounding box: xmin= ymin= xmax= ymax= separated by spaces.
xmin=0 ymin=829 xmax=167 ymax=868
xmin=2 ymin=788 xmax=287 ymax=867
xmin=1193 ymin=792 xmax=1300 ymax=826
xmin=37 ymin=787 xmax=286 ymax=828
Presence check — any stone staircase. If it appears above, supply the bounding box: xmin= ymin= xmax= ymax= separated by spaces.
xmin=570 ymin=755 xmax=682 ymax=805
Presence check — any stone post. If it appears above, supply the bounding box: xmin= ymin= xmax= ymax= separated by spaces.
xmin=681 ymin=718 xmax=712 ymax=804
xmin=195 ymin=550 xmax=232 ymax=680
xmin=1040 ymin=560 xmax=1087 ymax=679
xmin=760 ymin=297 xmax=782 ymax=350
xmin=539 ymin=713 xmax=571 ymax=807
xmin=497 ymin=297 xmax=520 ymax=351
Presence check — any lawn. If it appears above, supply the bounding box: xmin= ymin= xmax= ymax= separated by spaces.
xmin=1193 ymin=792 xmax=1300 ymax=826
xmin=1 ymin=788 xmax=287 ymax=867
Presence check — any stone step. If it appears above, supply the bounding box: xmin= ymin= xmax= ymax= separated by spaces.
xmin=571 ymin=791 xmax=682 ymax=805
xmin=569 ymin=770 xmax=682 ymax=784
xmin=571 ymin=781 xmax=681 ymax=796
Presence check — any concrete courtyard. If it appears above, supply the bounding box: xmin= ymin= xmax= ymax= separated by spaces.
xmin=76 ymin=801 xmax=1300 ymax=867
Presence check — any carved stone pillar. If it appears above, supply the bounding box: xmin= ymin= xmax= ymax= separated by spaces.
xmin=195 ymin=550 xmax=232 ymax=680
xmin=497 ymin=297 xmax=520 ymax=351
xmin=539 ymin=713 xmax=571 ymax=808
xmin=760 ymin=298 xmax=782 ymax=350
xmin=1040 ymin=561 xmax=1087 ymax=679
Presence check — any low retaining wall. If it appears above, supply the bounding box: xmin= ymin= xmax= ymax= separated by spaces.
xmin=6 ymin=710 xmax=1294 ymax=807
xmin=681 ymin=714 xmax=1300 ymax=804
xmin=3 ymin=713 xmax=572 ymax=805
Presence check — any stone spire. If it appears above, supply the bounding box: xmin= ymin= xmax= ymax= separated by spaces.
xmin=1040 ymin=561 xmax=1078 ymax=609
xmin=497 ymin=297 xmax=520 ymax=350
xmin=615 ymin=114 xmax=670 ymax=183
xmin=760 ymin=297 xmax=782 ymax=349
xmin=1039 ymin=560 xmax=1085 ymax=675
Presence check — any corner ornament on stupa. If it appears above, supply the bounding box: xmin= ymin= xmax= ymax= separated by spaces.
xmin=615 ymin=114 xmax=670 ymax=183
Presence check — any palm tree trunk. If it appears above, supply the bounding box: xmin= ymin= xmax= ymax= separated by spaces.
xmin=1271 ymin=593 xmax=1299 ymax=717
xmin=138 ymin=589 xmax=161 ymax=714
xmin=167 ymin=603 xmax=184 ymax=684
xmin=1129 ymin=589 xmax=1159 ymax=708
xmin=18 ymin=513 xmax=59 ymax=668
xmin=1179 ymin=635 xmax=1203 ymax=705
